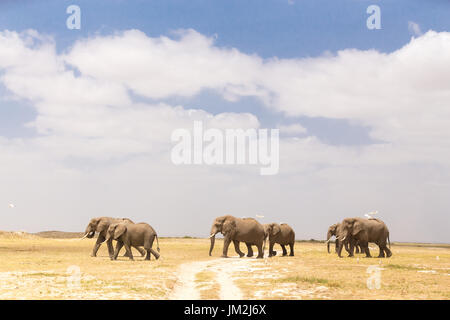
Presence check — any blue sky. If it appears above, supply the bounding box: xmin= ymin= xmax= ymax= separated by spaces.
xmin=1 ymin=0 xmax=449 ymax=56
xmin=0 ymin=1 xmax=449 ymax=242
xmin=2 ymin=0 xmax=448 ymax=145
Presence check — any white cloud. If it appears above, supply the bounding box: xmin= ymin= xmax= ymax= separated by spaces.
xmin=279 ymin=123 xmax=307 ymax=136
xmin=0 ymin=29 xmax=449 ymax=242
xmin=64 ymin=29 xmax=267 ymax=101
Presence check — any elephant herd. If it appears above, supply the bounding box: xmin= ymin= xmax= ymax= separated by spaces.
xmin=80 ymin=215 xmax=392 ymax=261
xmin=326 ymin=217 xmax=392 ymax=258
xmin=208 ymin=215 xmax=296 ymax=259
xmin=81 ymin=217 xmax=160 ymax=260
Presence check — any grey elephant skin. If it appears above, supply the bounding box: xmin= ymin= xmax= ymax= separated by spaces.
xmin=107 ymin=222 xmax=160 ymax=261
xmin=209 ymin=215 xmax=265 ymax=259
xmin=336 ymin=217 xmax=392 ymax=258
xmin=264 ymin=223 xmax=295 ymax=257
xmin=82 ymin=217 xmax=145 ymax=258
xmin=326 ymin=223 xmax=362 ymax=255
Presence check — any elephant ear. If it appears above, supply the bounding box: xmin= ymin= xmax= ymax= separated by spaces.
xmin=114 ymin=224 xmax=127 ymax=240
xmin=352 ymin=221 xmax=363 ymax=236
xmin=222 ymin=219 xmax=236 ymax=236
xmin=263 ymin=224 xmax=270 ymax=238
xmin=271 ymin=224 xmax=281 ymax=236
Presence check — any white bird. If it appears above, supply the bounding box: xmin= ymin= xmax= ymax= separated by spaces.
xmin=365 ymin=210 xmax=378 ymax=219
xmin=255 ymin=214 xmax=264 ymax=218
xmin=8 ymin=203 xmax=15 ymax=208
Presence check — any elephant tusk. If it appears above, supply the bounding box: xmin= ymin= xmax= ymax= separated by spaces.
xmin=325 ymin=239 xmax=331 ymax=243
xmin=341 ymin=236 xmax=346 ymax=242
xmin=79 ymin=233 xmax=89 ymax=240
xmin=209 ymin=234 xmax=215 ymax=238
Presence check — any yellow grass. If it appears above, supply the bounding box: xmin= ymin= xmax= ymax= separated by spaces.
xmin=0 ymin=235 xmax=448 ymax=300
xmin=0 ymin=236 xmax=208 ymax=299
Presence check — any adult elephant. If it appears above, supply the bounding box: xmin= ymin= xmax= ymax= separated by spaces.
xmin=209 ymin=215 xmax=265 ymax=259
xmin=326 ymin=223 xmax=363 ymax=254
xmin=81 ymin=217 xmax=146 ymax=258
xmin=264 ymin=223 xmax=295 ymax=257
xmin=106 ymin=222 xmax=160 ymax=261
xmin=326 ymin=223 xmax=340 ymax=254
xmin=336 ymin=217 xmax=391 ymax=258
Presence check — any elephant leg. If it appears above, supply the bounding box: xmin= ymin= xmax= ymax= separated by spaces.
xmin=222 ymin=238 xmax=231 ymax=258
xmin=256 ymin=243 xmax=264 ymax=259
xmin=106 ymin=239 xmax=115 ymax=259
xmin=148 ymin=248 xmax=160 ymax=260
xmin=281 ymin=244 xmax=288 ymax=256
xmin=384 ymin=245 xmax=392 ymax=258
xmin=344 ymin=241 xmax=350 ymax=253
xmin=136 ymin=247 xmax=146 ymax=257
xmin=337 ymin=241 xmax=344 ymax=258
xmin=145 ymin=238 xmax=160 ymax=260
xmin=334 ymin=240 xmax=338 ymax=253
xmin=122 ymin=245 xmax=130 ymax=257
xmin=233 ymin=240 xmax=245 ymax=258
xmin=124 ymin=244 xmax=134 ymax=260
xmin=345 ymin=241 xmax=354 ymax=257
xmin=245 ymin=243 xmax=254 ymax=257
xmin=348 ymin=241 xmax=354 ymax=257
xmin=113 ymin=242 xmax=123 ymax=260
xmin=363 ymin=244 xmax=371 ymax=258
xmin=355 ymin=245 xmax=360 ymax=254
xmin=377 ymin=245 xmax=385 ymax=258
xmin=289 ymin=243 xmax=294 ymax=256
xmin=124 ymin=246 xmax=145 ymax=257
xmin=92 ymin=234 xmax=105 ymax=257
xmin=268 ymin=242 xmax=275 ymax=257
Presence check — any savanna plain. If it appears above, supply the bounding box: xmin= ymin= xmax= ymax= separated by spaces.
xmin=0 ymin=232 xmax=448 ymax=300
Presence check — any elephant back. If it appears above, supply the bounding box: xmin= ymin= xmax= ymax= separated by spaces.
xmin=236 ymin=217 xmax=265 ymax=241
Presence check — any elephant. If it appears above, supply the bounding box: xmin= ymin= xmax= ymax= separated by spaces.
xmin=326 ymin=223 xmax=363 ymax=254
xmin=106 ymin=222 xmax=160 ymax=261
xmin=209 ymin=215 xmax=265 ymax=259
xmin=326 ymin=223 xmax=340 ymax=254
xmin=81 ymin=217 xmax=146 ymax=258
xmin=264 ymin=223 xmax=295 ymax=257
xmin=336 ymin=217 xmax=392 ymax=258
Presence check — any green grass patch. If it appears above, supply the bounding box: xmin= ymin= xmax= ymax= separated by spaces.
xmin=277 ymin=276 xmax=341 ymax=288
xmin=384 ymin=264 xmax=420 ymax=271
xmin=25 ymin=272 xmax=61 ymax=277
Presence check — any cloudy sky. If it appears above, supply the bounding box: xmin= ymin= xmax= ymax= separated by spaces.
xmin=0 ymin=0 xmax=449 ymax=243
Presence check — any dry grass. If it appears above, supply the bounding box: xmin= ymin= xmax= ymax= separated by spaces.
xmin=237 ymin=242 xmax=450 ymax=299
xmin=195 ymin=270 xmax=220 ymax=299
xmin=0 ymin=235 xmax=211 ymax=300
xmin=0 ymin=234 xmax=448 ymax=300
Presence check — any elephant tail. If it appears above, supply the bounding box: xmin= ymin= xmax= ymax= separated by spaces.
xmin=156 ymin=234 xmax=160 ymax=252
xmin=388 ymin=232 xmax=391 ymax=249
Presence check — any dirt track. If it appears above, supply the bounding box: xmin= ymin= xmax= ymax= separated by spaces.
xmin=170 ymin=258 xmax=245 ymax=300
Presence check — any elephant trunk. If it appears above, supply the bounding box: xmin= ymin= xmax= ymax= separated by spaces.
xmin=336 ymin=238 xmax=343 ymax=257
xmin=336 ymin=231 xmax=347 ymax=257
xmin=326 ymin=231 xmax=332 ymax=253
xmin=209 ymin=234 xmax=216 ymax=256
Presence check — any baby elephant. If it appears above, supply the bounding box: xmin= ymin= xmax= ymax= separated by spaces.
xmin=106 ymin=222 xmax=160 ymax=261
xmin=264 ymin=223 xmax=295 ymax=257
